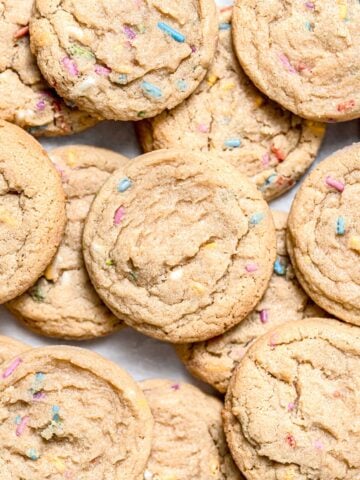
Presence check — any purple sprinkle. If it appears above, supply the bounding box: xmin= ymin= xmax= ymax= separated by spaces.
xmin=305 ymin=1 xmax=315 ymax=9
xmin=2 ymin=358 xmax=22 ymax=379
xmin=260 ymin=309 xmax=269 ymax=323
xmin=190 ymin=44 xmax=197 ymax=53
xmin=33 ymin=391 xmax=46 ymax=401
xmin=36 ymin=98 xmax=46 ymax=111
xmin=124 ymin=25 xmax=137 ymax=40
xmin=171 ymin=384 xmax=180 ymax=391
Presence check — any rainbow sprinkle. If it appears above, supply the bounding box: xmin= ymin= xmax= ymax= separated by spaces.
xmin=28 ymin=448 xmax=39 ymax=461
xmin=141 ymin=81 xmax=162 ymax=98
xmin=118 ymin=177 xmax=132 ymax=193
xmin=157 ymin=22 xmax=185 ymax=42
xmin=176 ymin=80 xmax=187 ymax=92
xmin=62 ymin=57 xmax=78 ymax=76
xmin=245 ymin=263 xmax=258 ymax=273
xmin=123 ymin=25 xmax=137 ymax=40
xmin=95 ymin=65 xmax=111 ymax=76
xmin=336 ymin=216 xmax=346 ymax=235
xmin=114 ymin=207 xmax=125 ymax=226
xmin=2 ymin=357 xmax=22 ymax=379
xmin=287 ymin=402 xmax=295 ymax=411
xmin=279 ymin=53 xmax=297 ymax=73
xmin=260 ymin=309 xmax=269 ymax=323
xmin=219 ymin=23 xmax=231 ymax=30
xmin=171 ymin=384 xmax=180 ymax=391
xmin=274 ymin=259 xmax=286 ymax=276
xmin=348 ymin=236 xmax=360 ymax=253
xmin=224 ymin=138 xmax=241 ymax=148
xmin=326 ymin=176 xmax=345 ymax=192
xmin=250 ymin=212 xmax=264 ymax=225
xmin=16 ymin=416 xmax=29 ymax=436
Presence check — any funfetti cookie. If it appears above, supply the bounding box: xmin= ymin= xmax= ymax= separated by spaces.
xmin=0 ymin=0 xmax=98 ymax=136
xmin=287 ymin=143 xmax=360 ymax=325
xmin=0 ymin=346 xmax=153 ymax=479
xmin=223 ymin=318 xmax=360 ymax=480
xmin=176 ymin=211 xmax=327 ymax=393
xmin=83 ymin=149 xmax=276 ymax=343
xmin=29 ymin=0 xmax=218 ymax=121
xmin=0 ymin=121 xmax=66 ymax=304
xmin=232 ymin=0 xmax=360 ymax=122
xmin=0 ymin=336 xmax=28 ymax=366
xmin=141 ymin=379 xmax=243 ymax=480
xmin=6 ymin=146 xmax=128 ymax=340
xmin=136 ymin=8 xmax=325 ymax=201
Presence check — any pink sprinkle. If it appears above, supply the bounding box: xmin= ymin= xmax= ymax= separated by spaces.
xmin=198 ymin=123 xmax=209 ymax=133
xmin=269 ymin=333 xmax=277 ymax=348
xmin=287 ymin=402 xmax=295 ymax=411
xmin=190 ymin=44 xmax=197 ymax=53
xmin=114 ymin=206 xmax=125 ymax=226
xmin=62 ymin=57 xmax=78 ymax=76
xmin=279 ymin=53 xmax=297 ymax=74
xmin=124 ymin=25 xmax=137 ymax=40
xmin=245 ymin=263 xmax=258 ymax=273
xmin=2 ymin=358 xmax=22 ymax=379
xmin=95 ymin=65 xmax=112 ymax=76
xmin=33 ymin=391 xmax=46 ymax=401
xmin=259 ymin=309 xmax=269 ymax=323
xmin=16 ymin=416 xmax=29 ymax=436
xmin=314 ymin=439 xmax=324 ymax=450
xmin=285 ymin=433 xmax=296 ymax=448
xmin=36 ymin=98 xmax=46 ymax=111
xmin=325 ymin=176 xmax=345 ymax=192
xmin=305 ymin=1 xmax=315 ymax=9
xmin=262 ymin=153 xmax=270 ymax=166
xmin=171 ymin=384 xmax=180 ymax=391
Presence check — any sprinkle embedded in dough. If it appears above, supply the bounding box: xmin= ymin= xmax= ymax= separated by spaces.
xmin=198 ymin=123 xmax=209 ymax=133
xmin=250 ymin=212 xmax=264 ymax=225
xmin=15 ymin=109 xmax=35 ymax=122
xmin=325 ymin=176 xmax=345 ymax=192
xmin=337 ymin=0 xmax=348 ymax=20
xmin=278 ymin=53 xmax=297 ymax=74
xmin=2 ymin=357 xmax=22 ymax=378
xmin=207 ymin=74 xmax=218 ymax=86
xmin=170 ymin=269 xmax=183 ymax=281
xmin=28 ymin=448 xmax=40 ymax=461
xmin=245 ymin=263 xmax=258 ymax=273
xmin=224 ymin=138 xmax=241 ymax=149
xmin=141 ymin=81 xmax=163 ymax=98
xmin=219 ymin=22 xmax=231 ymax=30
xmin=271 ymin=145 xmax=286 ymax=162
xmin=262 ymin=153 xmax=270 ymax=166
xmin=192 ymin=282 xmax=205 ymax=295
xmin=118 ymin=177 xmax=133 ymax=193
xmin=221 ymin=80 xmax=235 ymax=91
xmin=285 ymin=433 xmax=296 ymax=448
xmin=15 ymin=415 xmax=29 ymax=436
xmin=337 ymin=99 xmax=355 ymax=112
xmin=336 ymin=216 xmax=346 ymax=235
xmin=75 ymin=76 xmax=97 ymax=93
xmin=274 ymin=258 xmax=286 ymax=276
xmin=94 ymin=65 xmax=112 ymax=76
xmin=287 ymin=402 xmax=295 ymax=412
xmin=259 ymin=309 xmax=268 ymax=323
xmin=144 ymin=470 xmax=154 ymax=480
xmin=176 ymin=79 xmax=187 ymax=92
xmin=14 ymin=25 xmax=29 ymax=39
xmin=123 ymin=25 xmax=137 ymax=40
xmin=304 ymin=1 xmax=315 ymax=9
xmin=171 ymin=383 xmax=180 ymax=391
xmin=62 ymin=57 xmax=78 ymax=76
xmin=314 ymin=439 xmax=324 ymax=450
xmin=114 ymin=206 xmax=126 ymax=225
xmin=157 ymin=22 xmax=186 ymax=42
xmin=348 ymin=236 xmax=360 ymax=253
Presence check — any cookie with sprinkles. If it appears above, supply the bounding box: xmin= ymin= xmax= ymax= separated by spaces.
xmin=6 ymin=146 xmax=128 ymax=340
xmin=83 ymin=148 xmax=276 ymax=343
xmin=0 ymin=336 xmax=28 ymax=366
xmin=287 ymin=143 xmax=360 ymax=325
xmin=0 ymin=121 xmax=66 ymax=304
xmin=136 ymin=7 xmax=325 ymax=201
xmin=29 ymin=0 xmax=218 ymax=121
xmin=140 ymin=379 xmax=243 ymax=480
xmin=232 ymin=0 xmax=360 ymax=122
xmin=176 ymin=211 xmax=327 ymax=393
xmin=0 ymin=345 xmax=153 ymax=478
xmin=223 ymin=318 xmax=360 ymax=480
xmin=0 ymin=0 xmax=98 ymax=136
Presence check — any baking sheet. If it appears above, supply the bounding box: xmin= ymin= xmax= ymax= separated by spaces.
xmin=0 ymin=0 xmax=359 ymax=387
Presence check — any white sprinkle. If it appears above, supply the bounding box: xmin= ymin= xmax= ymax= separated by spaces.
xmin=91 ymin=242 xmax=105 ymax=255
xmin=170 ymin=269 xmax=183 ymax=281
xmin=15 ymin=109 xmax=34 ymax=121
xmin=75 ymin=76 xmax=97 ymax=93
xmin=144 ymin=470 xmax=153 ymax=480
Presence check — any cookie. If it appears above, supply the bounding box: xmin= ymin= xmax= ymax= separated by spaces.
xmin=0 ymin=0 xmax=98 ymax=136
xmin=0 ymin=336 xmax=28 ymax=366
xmin=136 ymin=8 xmax=325 ymax=201
xmin=0 ymin=345 xmax=153 ymax=478
xmin=6 ymin=146 xmax=129 ymax=340
xmin=140 ymin=379 xmax=243 ymax=480
xmin=232 ymin=0 xmax=360 ymax=122
xmin=0 ymin=121 xmax=66 ymax=304
xmin=223 ymin=318 xmax=360 ymax=480
xmin=83 ymin=148 xmax=276 ymax=343
xmin=30 ymin=0 xmax=218 ymax=121
xmin=287 ymin=143 xmax=360 ymax=325
xmin=176 ymin=211 xmax=327 ymax=393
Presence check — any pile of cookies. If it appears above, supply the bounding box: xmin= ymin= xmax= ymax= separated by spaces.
xmin=0 ymin=0 xmax=359 ymax=478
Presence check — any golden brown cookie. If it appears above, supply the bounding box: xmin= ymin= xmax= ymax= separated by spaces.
xmin=0 ymin=345 xmax=153 ymax=478
xmin=223 ymin=318 xmax=360 ymax=480
xmin=141 ymin=379 xmax=243 ymax=480
xmin=232 ymin=0 xmax=360 ymax=122
xmin=176 ymin=211 xmax=327 ymax=393
xmin=287 ymin=143 xmax=360 ymax=325
xmin=0 ymin=0 xmax=98 ymax=136
xmin=0 ymin=121 xmax=66 ymax=304
xmin=136 ymin=8 xmax=325 ymax=201
xmin=83 ymin=149 xmax=276 ymax=343
xmin=6 ymin=145 xmax=129 ymax=340
xmin=30 ymin=0 xmax=218 ymax=121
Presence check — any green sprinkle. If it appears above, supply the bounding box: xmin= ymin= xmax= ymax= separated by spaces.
xmin=137 ymin=111 xmax=146 ymax=118
xmin=29 ymin=285 xmax=45 ymax=303
xmin=106 ymin=259 xmax=115 ymax=266
xmin=68 ymin=43 xmax=95 ymax=60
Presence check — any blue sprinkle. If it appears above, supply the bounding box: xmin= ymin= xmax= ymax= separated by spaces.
xmin=224 ymin=138 xmax=241 ymax=148
xmin=14 ymin=415 xmax=22 ymax=425
xmin=52 ymin=405 xmax=60 ymax=414
xmin=118 ymin=177 xmax=132 ymax=193
xmin=305 ymin=20 xmax=313 ymax=31
xmin=117 ymin=74 xmax=128 ymax=85
xmin=35 ymin=372 xmax=45 ymax=381
xmin=157 ymin=22 xmax=185 ymax=42
xmin=274 ymin=258 xmax=286 ymax=276
xmin=176 ymin=79 xmax=187 ymax=92
xmin=28 ymin=448 xmax=39 ymax=461
xmin=265 ymin=174 xmax=277 ymax=186
xmin=250 ymin=213 xmax=265 ymax=225
xmin=141 ymin=81 xmax=162 ymax=98
xmin=219 ymin=22 xmax=231 ymax=30
xmin=336 ymin=216 xmax=346 ymax=235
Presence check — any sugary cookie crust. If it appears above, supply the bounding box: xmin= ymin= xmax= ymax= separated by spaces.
xmin=0 ymin=0 xmax=98 ymax=136
xmin=223 ymin=318 xmax=360 ymax=480
xmin=232 ymin=0 xmax=360 ymax=122
xmin=83 ymin=149 xmax=276 ymax=343
xmin=287 ymin=143 xmax=360 ymax=325
xmin=30 ymin=0 xmax=218 ymax=121
xmin=137 ymin=8 xmax=325 ymax=201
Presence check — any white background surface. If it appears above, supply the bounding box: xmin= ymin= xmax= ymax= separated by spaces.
xmin=0 ymin=0 xmax=359 ymax=389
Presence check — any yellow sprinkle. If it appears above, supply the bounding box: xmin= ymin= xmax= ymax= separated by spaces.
xmin=337 ymin=0 xmax=347 ymax=19
xmin=305 ymin=120 xmax=326 ymax=135
xmin=0 ymin=209 xmax=17 ymax=227
xmin=348 ymin=236 xmax=360 ymax=253
xmin=192 ymin=282 xmax=205 ymax=295
xmin=254 ymin=95 xmax=264 ymax=107
xmin=48 ymin=456 xmax=66 ymax=473
xmin=221 ymin=81 xmax=235 ymax=91
xmin=115 ymin=65 xmax=132 ymax=74
xmin=209 ymin=460 xmax=220 ymax=476
xmin=44 ymin=264 xmax=56 ymax=281
xmin=66 ymin=151 xmax=77 ymax=167
xmin=284 ymin=473 xmax=294 ymax=480
xmin=137 ymin=398 xmax=149 ymax=409
xmin=204 ymin=241 xmax=217 ymax=250
xmin=207 ymin=74 xmax=218 ymax=86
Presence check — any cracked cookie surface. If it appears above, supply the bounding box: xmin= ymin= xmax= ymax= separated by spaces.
xmin=287 ymin=143 xmax=360 ymax=325
xmin=232 ymin=0 xmax=360 ymax=122
xmin=0 ymin=0 xmax=97 ymax=136
xmin=0 ymin=121 xmax=66 ymax=304
xmin=136 ymin=8 xmax=325 ymax=201
xmin=176 ymin=211 xmax=327 ymax=393
xmin=83 ymin=149 xmax=276 ymax=343
xmin=223 ymin=318 xmax=360 ymax=480
xmin=0 ymin=336 xmax=28 ymax=366
xmin=6 ymin=145 xmax=128 ymax=340
xmin=30 ymin=0 xmax=218 ymax=121
xmin=141 ymin=379 xmax=243 ymax=480
xmin=0 ymin=345 xmax=153 ymax=479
